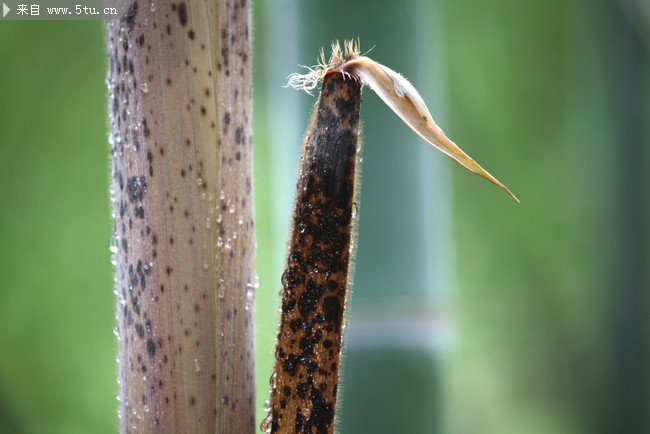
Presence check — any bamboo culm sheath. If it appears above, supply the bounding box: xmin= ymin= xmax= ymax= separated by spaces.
xmin=264 ymin=72 xmax=362 ymax=434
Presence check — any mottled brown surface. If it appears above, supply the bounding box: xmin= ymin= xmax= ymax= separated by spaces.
xmin=267 ymin=72 xmax=362 ymax=434
xmin=107 ymin=0 xmax=255 ymax=432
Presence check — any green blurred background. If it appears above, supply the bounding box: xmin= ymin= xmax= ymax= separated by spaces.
xmin=1 ymin=0 xmax=648 ymax=432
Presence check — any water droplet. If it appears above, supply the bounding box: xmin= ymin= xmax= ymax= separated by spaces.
xmin=254 ymin=275 xmax=260 ymax=289
xmin=260 ymin=412 xmax=273 ymax=433
xmin=216 ymin=214 xmax=223 ymax=224
xmin=224 ymin=238 xmax=232 ymax=250
xmin=216 ymin=237 xmax=223 ymax=248
xmin=229 ymin=203 xmax=236 ymax=214
xmin=110 ymin=254 xmax=117 ymax=266
xmin=150 ymin=2 xmax=155 ymax=12
xmin=232 ymin=231 xmax=237 ymax=240
xmin=205 ymin=217 xmax=211 ymax=229
xmin=144 ymin=405 xmax=150 ymax=413
xmin=219 ymin=190 xmax=226 ymax=200
xmin=196 ymin=177 xmax=203 ymax=186
xmin=245 ymin=282 xmax=255 ymax=310
xmin=194 ymin=359 xmax=201 ymax=372
xmin=109 ymin=232 xmax=119 ymax=254
xmin=218 ymin=279 xmax=225 ymax=298
xmin=140 ymin=82 xmax=149 ymax=93
xmin=238 ymin=215 xmax=244 ymax=225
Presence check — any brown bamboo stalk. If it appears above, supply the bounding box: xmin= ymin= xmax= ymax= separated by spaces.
xmin=106 ymin=0 xmax=255 ymax=431
xmin=263 ymin=71 xmax=362 ymax=433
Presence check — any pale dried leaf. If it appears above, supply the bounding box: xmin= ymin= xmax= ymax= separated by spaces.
xmin=341 ymin=56 xmax=518 ymax=202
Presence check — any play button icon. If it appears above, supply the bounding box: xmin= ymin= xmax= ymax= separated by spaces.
xmin=2 ymin=3 xmax=9 ymax=18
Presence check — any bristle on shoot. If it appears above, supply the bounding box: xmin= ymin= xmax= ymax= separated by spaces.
xmin=286 ymin=39 xmax=361 ymax=94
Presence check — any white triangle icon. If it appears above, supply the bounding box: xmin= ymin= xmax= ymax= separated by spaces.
xmin=2 ymin=3 xmax=9 ymax=18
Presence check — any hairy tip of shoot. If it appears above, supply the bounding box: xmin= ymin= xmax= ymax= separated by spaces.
xmin=286 ymin=39 xmax=361 ymax=94
xmin=287 ymin=40 xmax=519 ymax=202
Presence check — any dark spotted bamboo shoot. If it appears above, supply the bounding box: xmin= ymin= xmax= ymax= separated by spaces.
xmin=264 ymin=58 xmax=362 ymax=433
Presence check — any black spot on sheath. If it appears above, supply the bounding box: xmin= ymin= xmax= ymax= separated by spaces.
xmin=296 ymin=381 xmax=309 ymax=399
xmin=282 ymin=354 xmax=300 ymax=376
xmin=142 ymin=119 xmax=150 ymax=137
xmin=235 ymin=125 xmax=243 ymax=144
xmin=135 ymin=323 xmax=144 ymax=337
xmin=127 ymin=176 xmax=147 ymax=203
xmin=326 ymin=79 xmax=335 ymax=94
xmin=295 ymin=408 xmax=304 ymax=432
xmin=177 ymin=2 xmax=188 ymax=26
xmin=147 ymin=339 xmax=156 ymax=357
xmin=335 ymin=96 xmax=356 ymax=121
xmin=323 ymin=296 xmax=342 ymax=328
xmin=188 ymin=29 xmax=195 ymax=39
xmin=125 ymin=1 xmax=138 ymax=34
xmin=305 ymin=388 xmax=334 ymax=433
xmin=298 ymin=281 xmax=325 ymax=316
xmin=138 ymin=34 xmax=145 ymax=46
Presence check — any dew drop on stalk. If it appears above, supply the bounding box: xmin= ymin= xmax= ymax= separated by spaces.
xmin=109 ymin=232 xmax=119 ymax=254
xmin=260 ymin=411 xmax=273 ymax=433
